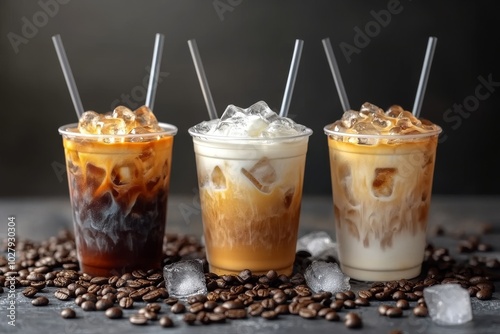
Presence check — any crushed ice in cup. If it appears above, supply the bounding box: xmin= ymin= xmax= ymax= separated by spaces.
xmin=190 ymin=101 xmax=308 ymax=138
xmin=423 ymin=284 xmax=473 ymax=325
xmin=296 ymin=231 xmax=337 ymax=258
xmin=163 ymin=259 xmax=207 ymax=299
xmin=304 ymin=261 xmax=350 ymax=294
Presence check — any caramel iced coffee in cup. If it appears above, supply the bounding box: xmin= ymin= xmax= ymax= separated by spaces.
xmin=324 ymin=102 xmax=441 ymax=281
xmin=58 ymin=106 xmax=177 ymax=276
xmin=189 ymin=101 xmax=312 ymax=276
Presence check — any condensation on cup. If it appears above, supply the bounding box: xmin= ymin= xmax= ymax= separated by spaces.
xmin=324 ymin=102 xmax=442 ymax=281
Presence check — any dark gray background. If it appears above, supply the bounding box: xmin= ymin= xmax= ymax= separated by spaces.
xmin=1 ymin=0 xmax=499 ymax=198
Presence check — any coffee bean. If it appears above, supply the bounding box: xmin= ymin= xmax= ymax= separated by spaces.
xmin=358 ymin=290 xmax=373 ymax=299
xmin=261 ymin=298 xmax=277 ymax=310
xmin=413 ymin=305 xmax=428 ymax=317
xmin=187 ymin=294 xmax=208 ymax=304
xmin=142 ymin=289 xmax=162 ymax=302
xmin=266 ymin=270 xmax=278 ymax=282
xmin=81 ymin=300 xmax=96 ymax=311
xmin=392 ymin=290 xmax=406 ymax=300
xmin=354 ymin=297 xmax=370 ymax=306
xmin=214 ymin=306 xmax=227 ymax=314
xmin=54 ymin=288 xmax=71 ymax=301
xmin=476 ymin=288 xmax=493 ymax=300
xmin=325 ymin=311 xmax=340 ymax=321
xmin=119 ymin=297 xmax=134 ymax=309
xmin=104 ymin=306 xmax=123 ymax=319
xmin=32 ymin=296 xmax=49 ymax=306
xmin=318 ymin=307 xmax=332 ymax=317
xmin=344 ymin=312 xmax=362 ymax=328
xmin=225 ymin=308 xmax=247 ymax=319
xmin=183 ymin=313 xmax=197 ymax=325
xmin=143 ymin=310 xmax=158 ymax=320
xmin=75 ymin=287 xmax=87 ymax=296
xmin=222 ymin=300 xmax=244 ymax=309
xmin=30 ymin=281 xmax=47 ymax=290
xmin=129 ymin=313 xmax=148 ymax=325
xmin=23 ymin=286 xmax=38 ymax=298
xmin=343 ymin=300 xmax=356 ymax=309
xmin=189 ymin=302 xmax=205 ymax=313
xmin=60 ymin=308 xmax=76 ymax=319
xmin=159 ymin=315 xmax=174 ymax=327
xmin=171 ymin=302 xmax=186 ymax=314
xmin=386 ymin=307 xmax=403 ymax=318
xmin=274 ymin=304 xmax=289 ymax=315
xmin=81 ymin=293 xmax=97 ymax=303
xmin=272 ymin=291 xmax=287 ymax=304
xmin=378 ymin=304 xmax=390 ymax=316
xmin=90 ymin=276 xmax=108 ymax=285
xmin=330 ymin=300 xmax=344 ymax=311
xmin=261 ymin=310 xmax=278 ymax=320
xmin=396 ymin=299 xmax=409 ymax=310
xmin=164 ymin=297 xmax=178 ymax=305
xmin=208 ymin=313 xmax=226 ymax=323
xmin=307 ymin=302 xmax=323 ymax=312
xmin=335 ymin=292 xmax=348 ymax=300
xmin=298 ymin=308 xmax=316 ymax=319
xmin=96 ymin=298 xmax=113 ymax=311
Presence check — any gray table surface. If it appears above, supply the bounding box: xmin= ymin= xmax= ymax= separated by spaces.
xmin=0 ymin=195 xmax=499 ymax=334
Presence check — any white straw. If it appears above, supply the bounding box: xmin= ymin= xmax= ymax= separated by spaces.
xmin=52 ymin=34 xmax=84 ymax=118
xmin=279 ymin=39 xmax=304 ymax=117
xmin=412 ymin=36 xmax=438 ymax=118
xmin=187 ymin=39 xmax=217 ymax=120
xmin=322 ymin=37 xmax=350 ymax=112
xmin=145 ymin=33 xmax=165 ymax=111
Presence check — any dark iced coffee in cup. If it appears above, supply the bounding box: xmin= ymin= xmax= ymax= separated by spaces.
xmin=59 ymin=106 xmax=177 ymax=276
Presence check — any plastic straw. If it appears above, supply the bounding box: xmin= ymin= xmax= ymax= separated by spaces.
xmin=187 ymin=39 xmax=218 ymax=120
xmin=412 ymin=36 xmax=438 ymax=118
xmin=279 ymin=39 xmax=304 ymax=117
xmin=145 ymin=33 xmax=165 ymax=111
xmin=322 ymin=37 xmax=350 ymax=112
xmin=52 ymin=34 xmax=84 ymax=118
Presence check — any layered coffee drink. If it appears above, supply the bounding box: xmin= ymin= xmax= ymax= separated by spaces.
xmin=59 ymin=106 xmax=177 ymax=276
xmin=324 ymin=103 xmax=441 ymax=281
xmin=189 ymin=101 xmax=312 ymax=275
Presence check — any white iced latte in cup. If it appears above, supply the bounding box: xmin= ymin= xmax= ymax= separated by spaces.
xmin=189 ymin=101 xmax=312 ymax=275
xmin=324 ymin=102 xmax=441 ymax=281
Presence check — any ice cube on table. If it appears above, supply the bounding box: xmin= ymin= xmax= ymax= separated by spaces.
xmin=296 ymin=231 xmax=337 ymax=258
xmin=304 ymin=261 xmax=350 ymax=294
xmin=163 ymin=259 xmax=207 ymax=299
xmin=423 ymin=284 xmax=473 ymax=325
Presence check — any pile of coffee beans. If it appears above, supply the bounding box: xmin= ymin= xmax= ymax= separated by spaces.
xmin=1 ymin=229 xmax=498 ymax=331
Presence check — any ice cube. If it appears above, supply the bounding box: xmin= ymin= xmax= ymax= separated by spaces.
xmin=340 ymin=110 xmax=360 ymax=128
xmin=423 ymin=284 xmax=473 ymax=325
xmin=112 ymin=106 xmax=136 ymax=122
xmin=78 ymin=111 xmax=100 ymax=134
xmin=296 ymin=231 xmax=337 ymax=258
xmin=385 ymin=105 xmax=405 ymax=118
xmin=96 ymin=116 xmax=127 ymax=135
xmin=134 ymin=105 xmax=158 ymax=127
xmin=111 ymin=162 xmax=139 ymax=186
xmin=246 ymin=101 xmax=278 ymax=122
xmin=219 ymin=104 xmax=245 ymax=122
xmin=163 ymin=259 xmax=207 ymax=299
xmin=304 ymin=261 xmax=350 ymax=294
xmin=211 ymin=166 xmax=226 ymax=189
xmin=360 ymin=102 xmax=383 ymax=115
xmin=372 ymin=168 xmax=397 ymax=198
xmin=241 ymin=157 xmax=276 ymax=193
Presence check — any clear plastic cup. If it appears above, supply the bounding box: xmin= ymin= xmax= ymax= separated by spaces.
xmin=59 ymin=122 xmax=177 ymax=276
xmin=324 ymin=125 xmax=441 ymax=281
xmin=189 ymin=128 xmax=312 ymax=275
